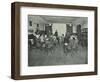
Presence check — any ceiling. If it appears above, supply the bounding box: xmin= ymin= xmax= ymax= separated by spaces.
xmin=29 ymin=15 xmax=87 ymax=24
xmin=40 ymin=15 xmax=87 ymax=24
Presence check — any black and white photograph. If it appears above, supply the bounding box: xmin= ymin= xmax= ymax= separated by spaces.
xmin=11 ymin=2 xmax=97 ymax=79
xmin=28 ymin=15 xmax=88 ymax=66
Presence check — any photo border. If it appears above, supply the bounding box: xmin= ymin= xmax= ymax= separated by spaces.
xmin=11 ymin=2 xmax=98 ymax=80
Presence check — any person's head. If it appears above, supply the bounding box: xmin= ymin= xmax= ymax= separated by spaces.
xmin=73 ymin=37 xmax=75 ymax=40
xmin=62 ymin=34 xmax=64 ymax=36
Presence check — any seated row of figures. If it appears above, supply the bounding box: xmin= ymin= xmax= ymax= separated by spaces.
xmin=28 ymin=33 xmax=60 ymax=49
xmin=28 ymin=33 xmax=87 ymax=54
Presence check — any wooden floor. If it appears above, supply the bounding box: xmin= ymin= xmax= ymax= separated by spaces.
xmin=28 ymin=45 xmax=88 ymax=66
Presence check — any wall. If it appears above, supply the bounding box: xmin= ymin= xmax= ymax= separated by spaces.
xmin=52 ymin=23 xmax=66 ymax=36
xmin=72 ymin=17 xmax=88 ymax=33
xmin=28 ymin=15 xmax=47 ymax=32
xmin=0 ymin=0 xmax=100 ymax=82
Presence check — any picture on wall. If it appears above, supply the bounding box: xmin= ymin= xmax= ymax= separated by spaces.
xmin=11 ymin=2 xmax=97 ymax=80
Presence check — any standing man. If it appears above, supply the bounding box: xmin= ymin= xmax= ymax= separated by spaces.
xmin=54 ymin=30 xmax=59 ymax=44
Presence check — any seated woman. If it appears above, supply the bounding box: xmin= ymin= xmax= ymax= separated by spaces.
xmin=68 ymin=35 xmax=79 ymax=56
xmin=69 ymin=35 xmax=78 ymax=49
xmin=35 ymin=34 xmax=41 ymax=49
xmin=28 ymin=33 xmax=37 ymax=48
xmin=44 ymin=36 xmax=54 ymax=55
xmin=63 ymin=35 xmax=70 ymax=53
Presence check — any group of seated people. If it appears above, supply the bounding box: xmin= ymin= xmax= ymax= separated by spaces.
xmin=63 ymin=35 xmax=79 ymax=55
xmin=28 ymin=31 xmax=59 ymax=52
xmin=28 ymin=30 xmax=80 ymax=55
